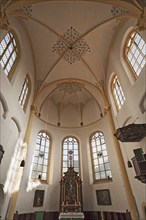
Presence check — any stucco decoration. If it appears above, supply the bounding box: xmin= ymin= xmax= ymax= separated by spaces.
xmin=52 ymin=26 xmax=91 ymax=64
xmin=57 ymin=82 xmax=84 ymax=94
xmin=15 ymin=5 xmax=32 ymax=17
xmin=111 ymin=5 xmax=130 ymax=16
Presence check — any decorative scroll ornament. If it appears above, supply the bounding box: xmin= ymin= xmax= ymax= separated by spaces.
xmin=0 ymin=6 xmax=9 ymax=30
xmin=111 ymin=5 xmax=129 ymax=16
xmin=52 ymin=26 xmax=90 ymax=64
xmin=57 ymin=82 xmax=84 ymax=94
xmin=15 ymin=5 xmax=32 ymax=16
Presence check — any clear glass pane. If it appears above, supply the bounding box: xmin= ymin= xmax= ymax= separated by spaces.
xmin=105 ymin=162 xmax=110 ymax=170
xmin=141 ymin=60 xmax=146 ymax=68
xmin=100 ymin=172 xmax=106 ymax=179
xmin=99 ymin=158 xmax=103 ymax=164
xmin=95 ymin=166 xmax=99 ymax=172
xmin=38 ymin=165 xmax=43 ymax=172
xmin=74 ymin=155 xmax=78 ymax=160
xmin=139 ymin=39 xmax=144 ymax=49
xmin=102 ymin=150 xmax=107 ymax=156
xmin=63 ymin=161 xmax=67 ymax=167
xmin=99 ymin=164 xmax=104 ymax=171
xmin=43 ymin=166 xmax=47 ymax=173
xmin=33 ymin=164 xmax=37 ymax=171
xmin=131 ymin=44 xmax=136 ymax=53
xmin=63 ymin=155 xmax=67 ymax=160
xmin=95 ymin=172 xmax=100 ymax=180
xmin=34 ymin=150 xmax=39 ymax=157
xmin=41 ymin=173 xmax=46 ymax=180
xmin=106 ymin=170 xmax=112 ymax=178
xmin=134 ymin=34 xmax=140 ymax=44
xmin=74 ymin=160 xmax=78 ymax=167
xmin=134 ymin=50 xmax=140 ymax=59
xmin=137 ymin=54 xmax=143 ymax=64
xmin=94 ymin=159 xmax=98 ymax=166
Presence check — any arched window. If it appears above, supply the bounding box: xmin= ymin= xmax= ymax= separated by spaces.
xmin=125 ymin=30 xmax=146 ymax=77
xmin=18 ymin=74 xmax=31 ymax=111
xmin=31 ymin=131 xmax=51 ymax=183
xmin=0 ymin=31 xmax=19 ymax=79
xmin=62 ymin=137 xmax=80 ymax=176
xmin=112 ymin=75 xmax=125 ymax=111
xmin=90 ymin=131 xmax=112 ymax=182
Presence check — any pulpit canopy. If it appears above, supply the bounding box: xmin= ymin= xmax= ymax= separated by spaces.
xmin=114 ymin=123 xmax=146 ymax=142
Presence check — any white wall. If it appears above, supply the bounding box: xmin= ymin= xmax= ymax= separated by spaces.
xmin=0 ymin=18 xmax=35 ymax=219
xmin=106 ymin=19 xmax=146 ymax=219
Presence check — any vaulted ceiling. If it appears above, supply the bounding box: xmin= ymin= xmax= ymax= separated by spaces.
xmin=1 ymin=0 xmax=143 ymax=128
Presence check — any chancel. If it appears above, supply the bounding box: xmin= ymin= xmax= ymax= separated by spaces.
xmin=0 ymin=1 xmax=146 ymax=220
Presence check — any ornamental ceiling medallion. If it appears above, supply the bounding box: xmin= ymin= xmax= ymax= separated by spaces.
xmin=52 ymin=26 xmax=91 ymax=64
xmin=57 ymin=82 xmax=85 ymax=94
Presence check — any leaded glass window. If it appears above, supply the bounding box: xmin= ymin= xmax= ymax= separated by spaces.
xmin=18 ymin=74 xmax=31 ymax=111
xmin=31 ymin=131 xmax=51 ymax=183
xmin=90 ymin=131 xmax=112 ymax=182
xmin=0 ymin=32 xmax=19 ymax=78
xmin=112 ymin=75 xmax=125 ymax=111
xmin=62 ymin=137 xmax=79 ymax=176
xmin=125 ymin=31 xmax=146 ymax=77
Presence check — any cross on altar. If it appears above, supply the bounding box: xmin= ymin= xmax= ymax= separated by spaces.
xmin=68 ymin=150 xmax=73 ymax=167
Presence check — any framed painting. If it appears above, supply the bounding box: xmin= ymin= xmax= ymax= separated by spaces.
xmin=96 ymin=189 xmax=111 ymax=205
xmin=33 ymin=190 xmax=45 ymax=207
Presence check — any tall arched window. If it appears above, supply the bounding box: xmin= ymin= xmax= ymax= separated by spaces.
xmin=0 ymin=31 xmax=19 ymax=79
xmin=31 ymin=131 xmax=51 ymax=183
xmin=18 ymin=74 xmax=31 ymax=111
xmin=112 ymin=75 xmax=125 ymax=111
xmin=125 ymin=30 xmax=146 ymax=77
xmin=62 ymin=137 xmax=80 ymax=176
xmin=90 ymin=131 xmax=112 ymax=182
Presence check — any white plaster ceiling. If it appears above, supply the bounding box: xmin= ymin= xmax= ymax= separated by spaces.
xmin=5 ymin=0 xmax=142 ymax=128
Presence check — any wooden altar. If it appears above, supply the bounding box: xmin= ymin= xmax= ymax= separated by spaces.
xmin=59 ymin=150 xmax=84 ymax=219
xmin=60 ymin=167 xmax=83 ymax=213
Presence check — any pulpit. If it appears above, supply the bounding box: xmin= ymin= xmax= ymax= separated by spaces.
xmin=59 ymin=150 xmax=84 ymax=220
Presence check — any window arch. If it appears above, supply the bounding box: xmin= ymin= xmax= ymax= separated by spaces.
xmin=18 ymin=74 xmax=31 ymax=111
xmin=125 ymin=30 xmax=146 ymax=77
xmin=111 ymin=75 xmax=125 ymax=111
xmin=0 ymin=31 xmax=19 ymax=79
xmin=90 ymin=131 xmax=112 ymax=182
xmin=62 ymin=136 xmax=80 ymax=176
xmin=31 ymin=131 xmax=51 ymax=183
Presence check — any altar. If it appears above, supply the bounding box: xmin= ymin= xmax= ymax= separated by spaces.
xmin=59 ymin=150 xmax=84 ymax=220
xmin=59 ymin=212 xmax=84 ymax=220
